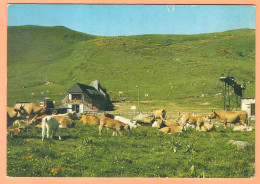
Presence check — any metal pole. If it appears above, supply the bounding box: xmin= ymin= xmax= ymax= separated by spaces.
xmin=136 ymin=85 xmax=140 ymax=114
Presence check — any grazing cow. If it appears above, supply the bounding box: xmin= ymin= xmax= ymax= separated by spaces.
xmin=199 ymin=122 xmax=216 ymax=132
xmin=208 ymin=110 xmax=248 ymax=129
xmin=42 ymin=116 xmax=61 ymax=141
xmin=99 ymin=116 xmax=130 ymax=136
xmin=7 ymin=127 xmax=27 ymax=135
xmin=152 ymin=109 xmax=166 ymax=119
xmin=159 ymin=125 xmax=183 ymax=134
xmin=7 ymin=107 xmax=22 ymax=127
xmin=52 ymin=115 xmax=76 ymax=128
xmin=181 ymin=113 xmax=210 ymax=130
xmin=14 ymin=103 xmax=46 ymax=125
xmin=80 ymin=114 xmax=100 ymax=125
xmin=114 ymin=116 xmax=137 ymax=129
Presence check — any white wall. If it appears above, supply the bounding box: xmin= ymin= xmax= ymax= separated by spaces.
xmin=241 ymin=98 xmax=255 ymax=119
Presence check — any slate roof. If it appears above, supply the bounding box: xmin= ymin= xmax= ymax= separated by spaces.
xmin=67 ymin=83 xmax=106 ymax=101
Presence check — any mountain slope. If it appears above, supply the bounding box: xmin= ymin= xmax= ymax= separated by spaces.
xmin=7 ymin=26 xmax=255 ymax=108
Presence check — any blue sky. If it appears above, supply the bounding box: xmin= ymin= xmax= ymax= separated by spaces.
xmin=7 ymin=4 xmax=255 ymax=36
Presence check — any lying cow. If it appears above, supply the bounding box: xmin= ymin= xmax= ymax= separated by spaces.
xmin=99 ymin=116 xmax=130 ymax=136
xmin=42 ymin=116 xmax=61 ymax=141
xmin=142 ymin=116 xmax=155 ymax=125
xmin=159 ymin=125 xmax=183 ymax=134
xmin=7 ymin=107 xmax=23 ymax=127
xmin=14 ymin=103 xmax=46 ymax=125
xmin=153 ymin=119 xmax=180 ymax=129
xmin=80 ymin=114 xmax=100 ymax=125
xmin=152 ymin=109 xmax=166 ymax=119
xmin=233 ymin=125 xmax=253 ymax=132
xmin=199 ymin=122 xmax=216 ymax=132
xmin=7 ymin=127 xmax=27 ymax=135
xmin=114 ymin=116 xmax=137 ymax=129
xmin=209 ymin=110 xmax=248 ymax=129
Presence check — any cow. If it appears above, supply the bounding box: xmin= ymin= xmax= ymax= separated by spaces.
xmin=99 ymin=116 xmax=130 ymax=136
xmin=114 ymin=116 xmax=137 ymax=129
xmin=52 ymin=115 xmax=76 ymax=128
xmin=152 ymin=109 xmax=166 ymax=119
xmin=233 ymin=125 xmax=253 ymax=132
xmin=7 ymin=127 xmax=27 ymax=135
xmin=7 ymin=107 xmax=23 ymax=127
xmin=42 ymin=116 xmax=61 ymax=141
xmin=14 ymin=103 xmax=46 ymax=125
xmin=142 ymin=116 xmax=155 ymax=125
xmin=80 ymin=114 xmax=100 ymax=125
xmin=159 ymin=125 xmax=183 ymax=134
xmin=199 ymin=122 xmax=216 ymax=132
xmin=181 ymin=113 xmax=210 ymax=130
xmin=208 ymin=110 xmax=248 ymax=129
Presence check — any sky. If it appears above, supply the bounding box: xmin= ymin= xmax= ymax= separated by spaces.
xmin=7 ymin=4 xmax=255 ymax=36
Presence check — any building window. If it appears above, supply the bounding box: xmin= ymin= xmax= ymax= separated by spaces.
xmin=251 ymin=103 xmax=255 ymax=116
xmin=72 ymin=94 xmax=82 ymax=100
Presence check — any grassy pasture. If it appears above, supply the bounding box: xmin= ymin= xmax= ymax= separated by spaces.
xmin=7 ymin=121 xmax=255 ymax=178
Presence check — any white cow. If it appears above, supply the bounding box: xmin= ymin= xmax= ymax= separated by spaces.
xmin=42 ymin=116 xmax=61 ymax=141
xmin=114 ymin=116 xmax=137 ymax=129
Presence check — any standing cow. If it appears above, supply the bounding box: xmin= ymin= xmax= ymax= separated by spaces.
xmin=208 ymin=110 xmax=248 ymax=129
xmin=42 ymin=116 xmax=61 ymax=141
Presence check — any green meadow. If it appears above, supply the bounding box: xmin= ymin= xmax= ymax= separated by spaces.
xmin=7 ymin=25 xmax=255 ymax=177
xmin=7 ymin=123 xmax=255 ymax=178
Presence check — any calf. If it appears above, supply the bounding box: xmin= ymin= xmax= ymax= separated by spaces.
xmin=42 ymin=116 xmax=61 ymax=141
xmin=99 ymin=116 xmax=130 ymax=136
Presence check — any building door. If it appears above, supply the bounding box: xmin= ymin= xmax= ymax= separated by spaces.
xmin=72 ymin=104 xmax=79 ymax=113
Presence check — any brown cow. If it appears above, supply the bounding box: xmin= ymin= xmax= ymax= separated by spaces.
xmin=155 ymin=119 xmax=180 ymax=129
xmin=7 ymin=107 xmax=23 ymax=127
xmin=199 ymin=122 xmax=216 ymax=132
xmin=80 ymin=114 xmax=100 ymax=125
xmin=159 ymin=125 xmax=183 ymax=134
xmin=7 ymin=127 xmax=27 ymax=135
xmin=14 ymin=103 xmax=46 ymax=125
xmin=33 ymin=115 xmax=75 ymax=128
xmin=52 ymin=115 xmax=75 ymax=128
xmin=152 ymin=109 xmax=166 ymax=119
xmin=99 ymin=116 xmax=130 ymax=136
xmin=181 ymin=113 xmax=210 ymax=130
xmin=208 ymin=110 xmax=248 ymax=129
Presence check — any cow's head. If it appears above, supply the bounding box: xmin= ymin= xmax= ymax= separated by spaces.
xmin=67 ymin=120 xmax=76 ymax=128
xmin=208 ymin=110 xmax=217 ymax=119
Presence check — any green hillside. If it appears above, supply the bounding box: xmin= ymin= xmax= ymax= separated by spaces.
xmin=7 ymin=25 xmax=255 ymax=110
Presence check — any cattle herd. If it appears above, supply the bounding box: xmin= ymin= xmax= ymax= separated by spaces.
xmin=7 ymin=102 xmax=254 ymax=140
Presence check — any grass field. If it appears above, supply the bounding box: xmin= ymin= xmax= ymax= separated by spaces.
xmin=7 ymin=120 xmax=255 ymax=178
